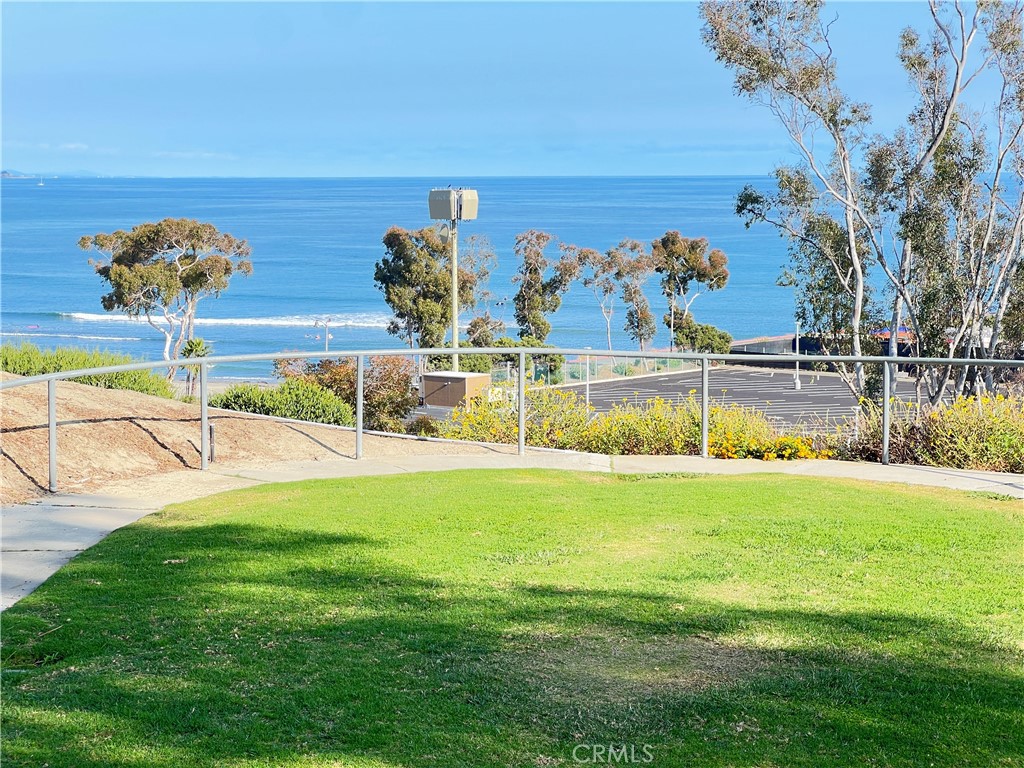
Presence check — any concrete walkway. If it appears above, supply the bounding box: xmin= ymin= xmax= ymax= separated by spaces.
xmin=3 ymin=450 xmax=1021 ymax=611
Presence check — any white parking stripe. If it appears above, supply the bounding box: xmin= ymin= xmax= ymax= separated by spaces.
xmin=560 ymin=366 xmax=924 ymax=426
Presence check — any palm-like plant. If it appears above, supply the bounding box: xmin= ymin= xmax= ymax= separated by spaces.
xmin=181 ymin=337 xmax=213 ymax=399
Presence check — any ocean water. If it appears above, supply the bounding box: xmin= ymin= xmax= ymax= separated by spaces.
xmin=1 ymin=176 xmax=793 ymax=377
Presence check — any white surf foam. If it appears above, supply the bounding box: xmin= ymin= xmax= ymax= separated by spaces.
xmin=60 ymin=312 xmax=392 ymax=329
xmin=5 ymin=332 xmax=146 ymax=341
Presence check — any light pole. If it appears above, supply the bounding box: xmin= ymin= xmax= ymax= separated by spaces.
xmin=428 ymin=188 xmax=478 ymax=372
xmin=314 ymin=317 xmax=333 ymax=352
xmin=584 ymin=347 xmax=592 ymax=407
xmin=794 ymin=320 xmax=802 ymax=390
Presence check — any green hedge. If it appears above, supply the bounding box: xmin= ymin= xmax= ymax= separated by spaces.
xmin=0 ymin=341 xmax=175 ymax=399
xmin=210 ymin=379 xmax=355 ymax=427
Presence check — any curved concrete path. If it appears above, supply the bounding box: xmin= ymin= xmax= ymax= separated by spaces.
xmin=3 ymin=449 xmax=1021 ymax=611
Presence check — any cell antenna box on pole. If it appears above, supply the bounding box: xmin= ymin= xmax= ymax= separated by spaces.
xmin=428 ymin=189 xmax=457 ymax=220
xmin=428 ymin=188 xmax=478 ymax=221
xmin=458 ymin=189 xmax=478 ymax=220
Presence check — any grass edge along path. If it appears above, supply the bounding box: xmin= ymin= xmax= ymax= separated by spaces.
xmin=2 ymin=470 xmax=1022 ymax=768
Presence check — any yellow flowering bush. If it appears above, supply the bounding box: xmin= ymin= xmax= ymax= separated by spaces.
xmin=916 ymin=394 xmax=1023 ymax=471
xmin=837 ymin=394 xmax=1024 ymax=472
xmin=438 ymin=389 xmax=830 ymax=460
xmin=524 ymin=388 xmax=594 ymax=449
xmin=580 ymin=397 xmax=702 ymax=455
xmin=438 ymin=386 xmax=592 ymax=449
xmin=440 ymin=385 xmax=1020 ymax=470
xmin=706 ymin=402 xmax=775 ymax=458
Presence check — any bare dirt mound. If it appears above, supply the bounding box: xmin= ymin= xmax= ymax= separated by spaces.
xmin=1 ymin=374 xmax=497 ymax=505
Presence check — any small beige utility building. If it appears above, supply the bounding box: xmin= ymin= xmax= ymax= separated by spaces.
xmin=420 ymin=371 xmax=490 ymax=408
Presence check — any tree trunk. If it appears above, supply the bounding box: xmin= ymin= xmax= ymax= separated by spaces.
xmin=669 ymin=295 xmax=676 ymax=353
xmin=844 ymin=202 xmax=866 ymax=397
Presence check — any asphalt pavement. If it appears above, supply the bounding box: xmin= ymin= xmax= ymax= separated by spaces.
xmin=561 ymin=365 xmax=920 ymax=428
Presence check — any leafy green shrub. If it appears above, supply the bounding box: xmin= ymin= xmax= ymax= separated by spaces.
xmin=671 ymin=314 xmax=733 ymax=354
xmin=493 ymin=335 xmax=565 ymax=378
xmin=1 ymin=341 xmax=175 ymax=398
xmin=274 ymin=355 xmax=417 ymax=433
xmin=451 ymin=353 xmax=494 ymax=374
xmin=611 ymin=363 xmax=636 ymax=377
xmin=211 ymin=379 xmax=354 ymax=426
xmin=270 ymin=379 xmax=354 ymax=425
xmin=425 ymin=347 xmax=494 ymax=374
xmin=210 ymin=383 xmax=272 ymax=413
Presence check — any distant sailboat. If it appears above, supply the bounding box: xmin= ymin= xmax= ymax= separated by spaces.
xmin=37 ymin=176 xmax=44 ymax=186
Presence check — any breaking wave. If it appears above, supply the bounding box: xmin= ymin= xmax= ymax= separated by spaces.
xmin=4 ymin=332 xmax=146 ymax=341
xmin=59 ymin=312 xmax=392 ymax=329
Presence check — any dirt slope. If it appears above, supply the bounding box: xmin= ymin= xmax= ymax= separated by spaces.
xmin=1 ymin=374 xmax=495 ymax=505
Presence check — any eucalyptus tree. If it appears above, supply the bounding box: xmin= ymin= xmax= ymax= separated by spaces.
xmin=702 ymin=0 xmax=1024 ymax=400
xmin=374 ymin=226 xmax=494 ymax=349
xmin=1002 ymin=266 xmax=1024 ymax=356
xmin=466 ymin=314 xmax=505 ymax=347
xmin=651 ymin=231 xmax=729 ymax=351
xmin=511 ymin=230 xmax=580 ymax=343
xmin=614 ymin=239 xmax=658 ymax=352
xmin=565 ymin=243 xmax=620 ymax=350
xmin=622 ymin=282 xmax=657 ymax=353
xmin=563 ymin=237 xmax=657 ymax=351
xmin=79 ymin=218 xmax=252 ymax=372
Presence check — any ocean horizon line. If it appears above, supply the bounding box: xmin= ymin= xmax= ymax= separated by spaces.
xmin=3 ymin=173 xmax=773 ymax=182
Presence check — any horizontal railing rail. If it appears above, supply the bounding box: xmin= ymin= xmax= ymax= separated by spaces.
xmin=4 ymin=348 xmax=1023 ymax=388
xmin=3 ymin=347 xmax=1021 ymax=493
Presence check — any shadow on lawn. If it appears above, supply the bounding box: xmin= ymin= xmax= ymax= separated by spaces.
xmin=2 ymin=521 xmax=1021 ymax=768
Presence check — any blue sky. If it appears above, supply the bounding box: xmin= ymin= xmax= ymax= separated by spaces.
xmin=2 ymin=1 xmax=957 ymax=177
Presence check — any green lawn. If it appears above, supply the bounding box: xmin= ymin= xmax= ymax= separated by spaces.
xmin=2 ymin=470 xmax=1021 ymax=768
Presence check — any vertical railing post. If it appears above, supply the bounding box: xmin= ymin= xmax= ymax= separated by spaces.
xmin=882 ymin=360 xmax=891 ymax=466
xmin=356 ymin=355 xmax=364 ymax=459
xmin=48 ymin=379 xmax=58 ymax=493
xmin=701 ymin=356 xmax=710 ymax=459
xmin=517 ymin=351 xmax=526 ymax=456
xmin=200 ymin=362 xmax=209 ymax=471
xmin=585 ymin=352 xmax=591 ymax=407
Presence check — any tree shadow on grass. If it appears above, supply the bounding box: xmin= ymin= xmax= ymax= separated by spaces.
xmin=1 ymin=522 xmax=1021 ymax=768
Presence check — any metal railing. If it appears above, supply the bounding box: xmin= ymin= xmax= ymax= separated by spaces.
xmin=2 ymin=347 xmax=1020 ymax=494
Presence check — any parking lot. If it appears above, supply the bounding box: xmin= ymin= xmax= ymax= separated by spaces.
xmin=559 ymin=365 xmax=920 ymax=428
